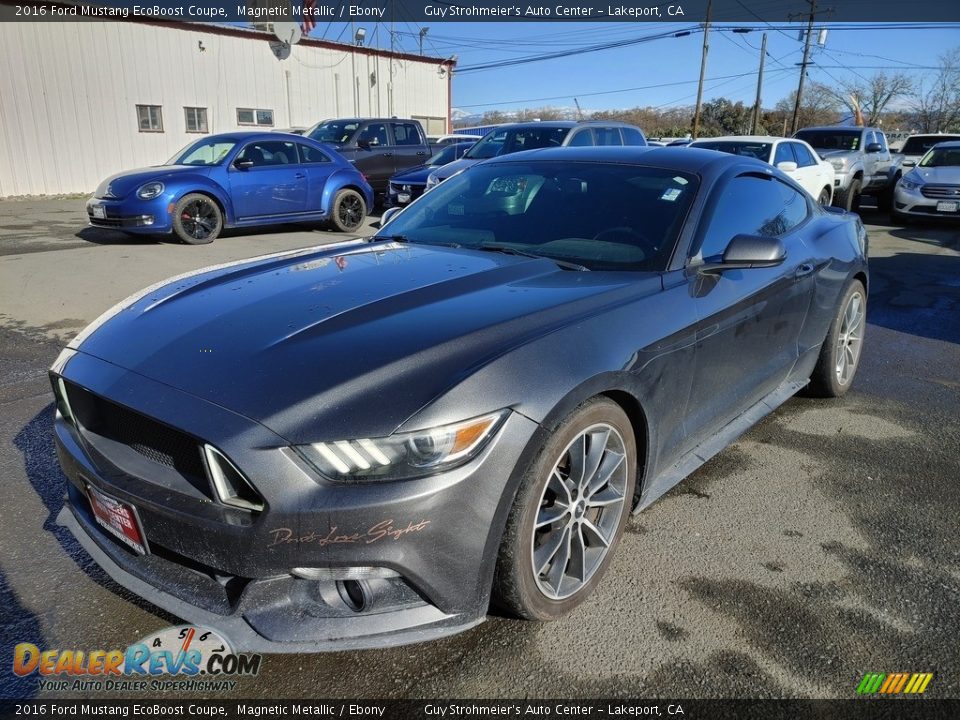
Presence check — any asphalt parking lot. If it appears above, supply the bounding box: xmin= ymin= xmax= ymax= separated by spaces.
xmin=0 ymin=198 xmax=958 ymax=700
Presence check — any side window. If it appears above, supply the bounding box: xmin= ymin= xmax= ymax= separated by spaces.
xmin=392 ymin=122 xmax=424 ymax=146
xmin=360 ymin=123 xmax=390 ymax=147
xmin=298 ymin=144 xmax=331 ymax=163
xmin=567 ymin=129 xmax=595 ymax=147
xmin=237 ymin=141 xmax=297 ymax=167
xmin=621 ymin=127 xmax=645 ymax=146
xmin=696 ymin=175 xmax=809 ymax=259
xmin=875 ymin=132 xmax=888 ymax=151
xmin=595 ymin=127 xmax=624 ymax=146
xmin=791 ymin=143 xmax=817 ymax=167
xmin=773 ymin=143 xmax=797 ymax=166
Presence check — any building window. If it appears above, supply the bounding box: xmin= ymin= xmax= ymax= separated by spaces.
xmin=184 ymin=107 xmax=208 ymax=134
xmin=137 ymin=105 xmax=163 ymax=132
xmin=237 ymin=108 xmax=274 ymax=127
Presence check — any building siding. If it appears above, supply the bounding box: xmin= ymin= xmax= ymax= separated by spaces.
xmin=0 ymin=21 xmax=450 ymax=197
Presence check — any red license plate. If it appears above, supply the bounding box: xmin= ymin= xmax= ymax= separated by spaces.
xmin=87 ymin=484 xmax=148 ymax=555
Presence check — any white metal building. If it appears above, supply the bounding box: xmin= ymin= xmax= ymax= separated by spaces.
xmin=0 ymin=20 xmax=453 ymax=197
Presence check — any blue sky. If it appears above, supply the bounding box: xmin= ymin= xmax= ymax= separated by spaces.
xmin=310 ymin=22 xmax=960 ymax=115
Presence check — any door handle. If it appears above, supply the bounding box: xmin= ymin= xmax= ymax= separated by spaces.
xmin=295 ymin=173 xmax=306 ymax=179
xmin=795 ymin=263 xmax=815 ymax=278
xmin=416 ymin=151 xmax=428 ymax=156
xmin=382 ymin=152 xmax=393 ymax=157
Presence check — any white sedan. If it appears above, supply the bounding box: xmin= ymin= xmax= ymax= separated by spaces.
xmin=689 ymin=136 xmax=836 ymax=205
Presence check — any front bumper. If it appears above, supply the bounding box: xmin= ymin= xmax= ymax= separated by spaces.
xmin=893 ymin=184 xmax=960 ymax=218
xmin=86 ymin=196 xmax=172 ymax=233
xmin=53 ymin=350 xmax=538 ymax=651
xmin=385 ymin=182 xmax=426 ymax=208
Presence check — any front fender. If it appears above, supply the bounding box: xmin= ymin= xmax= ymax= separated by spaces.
xmin=167 ymin=177 xmax=235 ymax=225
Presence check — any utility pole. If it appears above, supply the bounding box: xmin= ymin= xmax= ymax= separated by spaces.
xmin=692 ymin=0 xmax=712 ymax=139
xmin=750 ymin=32 xmax=767 ymax=135
xmin=790 ymin=0 xmax=817 ymax=135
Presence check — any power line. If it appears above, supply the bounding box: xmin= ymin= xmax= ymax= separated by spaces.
xmin=456 ymin=26 xmax=702 ymax=74
xmin=456 ymin=67 xmax=796 ymax=109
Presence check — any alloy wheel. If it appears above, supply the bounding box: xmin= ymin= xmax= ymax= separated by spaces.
xmin=835 ymin=290 xmax=865 ymax=385
xmin=530 ymin=423 xmax=629 ymax=600
xmin=338 ymin=194 xmax=363 ymax=228
xmin=180 ymin=199 xmax=218 ymax=240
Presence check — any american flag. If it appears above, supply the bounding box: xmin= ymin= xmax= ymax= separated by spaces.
xmin=301 ymin=0 xmax=317 ymax=34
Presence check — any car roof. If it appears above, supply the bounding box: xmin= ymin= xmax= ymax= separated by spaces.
xmin=928 ymin=140 xmax=960 ymax=149
xmin=478 ymin=145 xmax=747 ymax=175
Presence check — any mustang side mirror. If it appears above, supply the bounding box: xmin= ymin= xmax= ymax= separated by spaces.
xmin=866 ymin=142 xmax=883 ymax=153
xmin=776 ymin=161 xmax=798 ymax=172
xmin=234 ymin=158 xmax=254 ymax=170
xmin=698 ymin=234 xmax=787 ymax=274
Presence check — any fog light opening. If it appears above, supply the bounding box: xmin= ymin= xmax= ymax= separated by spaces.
xmin=337 ymin=580 xmax=369 ymax=612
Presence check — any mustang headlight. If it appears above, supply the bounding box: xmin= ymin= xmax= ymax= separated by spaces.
xmin=136 ymin=182 xmax=164 ymax=200
xmin=425 ymin=172 xmax=440 ymax=190
xmin=294 ymin=411 xmax=508 ymax=482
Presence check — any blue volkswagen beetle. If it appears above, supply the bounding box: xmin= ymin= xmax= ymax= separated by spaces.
xmin=86 ymin=132 xmax=374 ymax=244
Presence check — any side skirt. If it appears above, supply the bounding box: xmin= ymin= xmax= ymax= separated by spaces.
xmin=633 ymin=379 xmax=807 ymax=514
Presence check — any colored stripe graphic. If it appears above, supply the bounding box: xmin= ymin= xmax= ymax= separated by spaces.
xmin=857 ymin=672 xmax=933 ymax=694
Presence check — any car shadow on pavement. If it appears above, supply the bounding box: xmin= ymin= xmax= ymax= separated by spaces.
xmin=12 ymin=404 xmax=180 ymax=626
xmin=0 ymin=568 xmax=44 ymax=699
xmin=867 ymin=250 xmax=960 ymax=345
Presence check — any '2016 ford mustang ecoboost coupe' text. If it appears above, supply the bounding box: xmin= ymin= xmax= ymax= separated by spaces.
xmin=53 ymin=147 xmax=868 ymax=651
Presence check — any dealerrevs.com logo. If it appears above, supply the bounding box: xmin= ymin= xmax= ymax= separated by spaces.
xmin=12 ymin=626 xmax=261 ymax=693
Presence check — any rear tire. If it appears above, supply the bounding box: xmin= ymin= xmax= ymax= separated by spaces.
xmin=834 ymin=178 xmax=861 ymax=213
xmin=172 ymin=194 xmax=222 ymax=245
xmin=493 ymin=398 xmax=637 ymax=620
xmin=806 ymin=280 xmax=866 ymax=398
xmin=329 ymin=189 xmax=366 ymax=233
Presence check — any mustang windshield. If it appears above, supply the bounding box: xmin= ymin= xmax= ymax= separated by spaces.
xmin=382 ymin=161 xmax=698 ymax=271
xmin=168 ymin=139 xmax=237 ymax=166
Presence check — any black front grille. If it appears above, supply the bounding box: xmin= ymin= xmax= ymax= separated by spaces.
xmin=63 ymin=381 xmax=208 ymax=481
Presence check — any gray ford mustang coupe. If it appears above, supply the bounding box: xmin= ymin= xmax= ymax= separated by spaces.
xmin=51 ymin=147 xmax=868 ymax=651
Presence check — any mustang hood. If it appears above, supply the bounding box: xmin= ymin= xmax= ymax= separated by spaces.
xmin=70 ymin=242 xmax=645 ymax=442
xmin=94 ymin=166 xmax=209 ymax=199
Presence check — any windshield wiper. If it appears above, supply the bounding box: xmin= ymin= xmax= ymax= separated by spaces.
xmin=476 ymin=244 xmax=589 ymax=272
xmin=369 ymin=234 xmax=409 ymax=243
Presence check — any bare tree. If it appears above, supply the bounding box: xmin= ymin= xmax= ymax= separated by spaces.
xmin=911 ymin=48 xmax=960 ymax=133
xmin=771 ymin=84 xmax=839 ymax=132
xmin=815 ymin=73 xmax=912 ymax=126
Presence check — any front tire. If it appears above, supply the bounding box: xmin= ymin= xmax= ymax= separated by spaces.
xmin=329 ymin=189 xmax=367 ymax=233
xmin=817 ymin=188 xmax=832 ymax=206
xmin=834 ymin=178 xmax=861 ymax=213
xmin=493 ymin=398 xmax=637 ymax=620
xmin=806 ymin=280 xmax=866 ymax=398
xmin=172 ymin=193 xmax=222 ymax=245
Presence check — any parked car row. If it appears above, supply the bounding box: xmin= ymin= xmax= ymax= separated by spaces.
xmin=85 ymin=113 xmax=958 ymax=246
